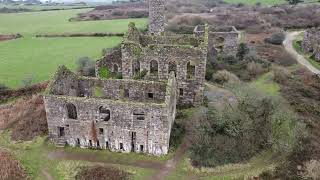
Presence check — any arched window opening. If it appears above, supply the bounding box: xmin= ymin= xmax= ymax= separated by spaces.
xmin=133 ymin=109 xmax=145 ymax=121
xmin=217 ymin=36 xmax=225 ymax=44
xmin=66 ymin=103 xmax=77 ymax=119
xmin=168 ymin=61 xmax=177 ymax=76
xmin=150 ymin=60 xmax=158 ymax=75
xmin=113 ymin=64 xmax=119 ymax=73
xmin=132 ymin=61 xmax=140 ymax=75
xmin=99 ymin=106 xmax=110 ymax=121
xmin=187 ymin=62 xmax=195 ymax=79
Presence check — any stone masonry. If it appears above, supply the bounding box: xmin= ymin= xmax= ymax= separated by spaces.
xmin=44 ymin=66 xmax=177 ymax=155
xmin=148 ymin=0 xmax=165 ymax=35
xmin=302 ymin=28 xmax=320 ymax=61
xmin=194 ymin=25 xmax=240 ymax=62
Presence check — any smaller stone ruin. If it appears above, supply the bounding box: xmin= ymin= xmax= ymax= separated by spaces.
xmin=194 ymin=25 xmax=240 ymax=62
xmin=302 ymin=28 xmax=320 ymax=61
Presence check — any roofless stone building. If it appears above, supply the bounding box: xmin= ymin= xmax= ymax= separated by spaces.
xmin=44 ymin=0 xmax=238 ymax=155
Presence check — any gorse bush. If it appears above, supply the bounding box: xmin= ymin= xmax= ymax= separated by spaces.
xmin=212 ymin=70 xmax=240 ymax=85
xmin=190 ymin=85 xmax=301 ymax=167
xmin=264 ymin=32 xmax=285 ymax=45
xmin=77 ymin=57 xmax=95 ymax=77
xmin=0 ymin=83 xmax=9 ymax=92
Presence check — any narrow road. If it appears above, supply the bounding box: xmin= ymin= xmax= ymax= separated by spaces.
xmin=283 ymin=31 xmax=320 ymax=74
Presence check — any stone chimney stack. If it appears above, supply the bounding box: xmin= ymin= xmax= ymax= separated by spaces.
xmin=148 ymin=0 xmax=165 ymax=35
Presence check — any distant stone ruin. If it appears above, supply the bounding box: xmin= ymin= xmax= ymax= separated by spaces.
xmin=44 ymin=0 xmax=239 ymax=156
xmin=194 ymin=25 xmax=240 ymax=62
xmin=302 ymin=28 xmax=320 ymax=61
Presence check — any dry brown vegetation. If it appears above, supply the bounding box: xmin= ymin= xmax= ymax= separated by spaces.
xmin=72 ymin=2 xmax=148 ymax=21
xmin=0 ymin=151 xmax=28 ymax=180
xmin=166 ymin=2 xmax=320 ymax=34
xmin=261 ymin=67 xmax=320 ymax=179
xmin=0 ymin=95 xmax=48 ymax=141
xmin=75 ymin=165 xmax=131 ymax=180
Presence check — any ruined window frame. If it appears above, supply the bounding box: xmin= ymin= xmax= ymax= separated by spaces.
xmin=98 ymin=106 xmax=111 ymax=121
xmin=150 ymin=60 xmax=159 ymax=75
xmin=168 ymin=61 xmax=177 ymax=77
xmin=66 ymin=103 xmax=77 ymax=120
xmin=186 ymin=61 xmax=196 ymax=79
xmin=133 ymin=109 xmax=145 ymax=121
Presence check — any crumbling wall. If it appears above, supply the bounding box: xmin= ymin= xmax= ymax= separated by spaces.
xmin=194 ymin=25 xmax=239 ymax=62
xmin=95 ymin=47 xmax=122 ymax=77
xmin=48 ymin=66 xmax=79 ymax=97
xmin=148 ymin=0 xmax=165 ymax=35
xmin=302 ymin=28 xmax=320 ymax=61
xmin=122 ymin=43 xmax=207 ymax=105
xmin=315 ymin=45 xmax=320 ymax=61
xmin=78 ymin=77 xmax=167 ymax=103
xmin=44 ymin=70 xmax=177 ymax=155
xmin=44 ymin=95 xmax=172 ymax=155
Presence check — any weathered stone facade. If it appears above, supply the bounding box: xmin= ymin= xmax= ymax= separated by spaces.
xmin=44 ymin=66 xmax=177 ymax=155
xmin=95 ymin=46 xmax=122 ymax=76
xmin=148 ymin=0 xmax=165 ymax=35
xmin=194 ymin=25 xmax=239 ymax=62
xmin=302 ymin=28 xmax=320 ymax=61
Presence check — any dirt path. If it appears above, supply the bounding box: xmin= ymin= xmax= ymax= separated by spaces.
xmin=283 ymin=31 xmax=320 ymax=74
xmin=41 ymin=169 xmax=54 ymax=180
xmin=48 ymin=149 xmax=163 ymax=170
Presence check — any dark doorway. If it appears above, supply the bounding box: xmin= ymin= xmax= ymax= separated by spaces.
xmin=58 ymin=127 xmax=65 ymax=137
xmin=131 ymin=132 xmax=136 ymax=152
xmin=106 ymin=141 xmax=109 ymax=149
xmin=140 ymin=145 xmax=144 ymax=152
xmin=76 ymin=138 xmax=80 ymax=146
xmin=89 ymin=140 xmax=92 ymax=147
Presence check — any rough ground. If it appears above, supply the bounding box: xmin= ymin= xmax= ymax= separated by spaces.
xmin=0 ymin=151 xmax=28 ymax=180
xmin=0 ymin=95 xmax=48 ymax=141
xmin=283 ymin=31 xmax=320 ymax=74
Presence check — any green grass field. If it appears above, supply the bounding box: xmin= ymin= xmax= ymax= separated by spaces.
xmin=0 ymin=4 xmax=92 ymax=11
xmin=0 ymin=9 xmax=147 ymax=88
xmin=223 ymin=0 xmax=318 ymax=5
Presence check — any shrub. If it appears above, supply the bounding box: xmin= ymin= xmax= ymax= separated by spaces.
xmin=0 ymin=83 xmax=9 ymax=92
xmin=98 ymin=67 xmax=110 ymax=79
xmin=77 ymin=57 xmax=95 ymax=77
xmin=133 ymin=69 xmax=148 ymax=80
xmin=264 ymin=32 xmax=285 ymax=45
xmin=190 ymin=86 xmax=300 ymax=167
xmin=273 ymin=66 xmax=290 ymax=84
xmin=236 ymin=43 xmax=250 ymax=61
xmin=75 ymin=165 xmax=130 ymax=180
xmin=127 ymin=10 xmax=148 ymax=18
xmin=212 ymin=70 xmax=240 ymax=85
xmin=21 ymin=75 xmax=35 ymax=88
xmin=247 ymin=61 xmax=264 ymax=78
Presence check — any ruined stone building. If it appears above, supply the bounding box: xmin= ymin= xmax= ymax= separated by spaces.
xmin=44 ymin=66 xmax=177 ymax=155
xmin=302 ymin=28 xmax=320 ymax=61
xmin=45 ymin=0 xmax=238 ymax=155
xmin=194 ymin=25 xmax=239 ymax=60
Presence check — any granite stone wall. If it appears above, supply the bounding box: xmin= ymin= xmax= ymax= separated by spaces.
xmin=302 ymin=28 xmax=320 ymax=61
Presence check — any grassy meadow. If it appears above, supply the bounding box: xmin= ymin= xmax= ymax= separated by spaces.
xmin=0 ymin=9 xmax=147 ymax=88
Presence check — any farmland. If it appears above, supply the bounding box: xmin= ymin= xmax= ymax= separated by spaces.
xmin=0 ymin=9 xmax=147 ymax=88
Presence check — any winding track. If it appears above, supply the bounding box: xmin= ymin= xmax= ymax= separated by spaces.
xmin=283 ymin=31 xmax=320 ymax=74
